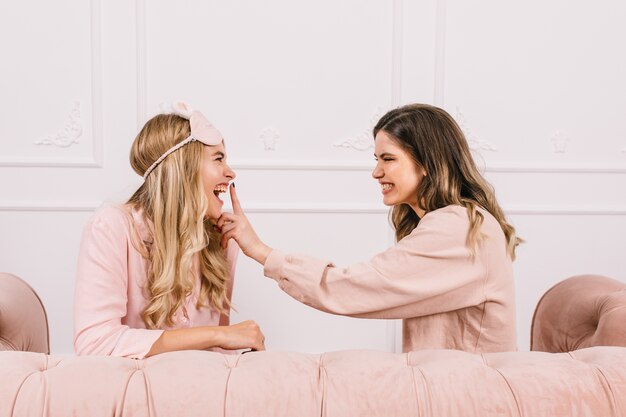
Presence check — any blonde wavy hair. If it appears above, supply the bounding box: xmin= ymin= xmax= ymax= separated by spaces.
xmin=373 ymin=104 xmax=521 ymax=260
xmin=127 ymin=113 xmax=230 ymax=329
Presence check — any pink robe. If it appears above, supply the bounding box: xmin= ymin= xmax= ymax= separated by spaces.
xmin=264 ymin=205 xmax=517 ymax=353
xmin=74 ymin=205 xmax=238 ymax=359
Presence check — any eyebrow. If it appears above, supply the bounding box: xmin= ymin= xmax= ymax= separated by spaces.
xmin=374 ymin=152 xmax=396 ymax=158
xmin=212 ymin=151 xmax=225 ymax=158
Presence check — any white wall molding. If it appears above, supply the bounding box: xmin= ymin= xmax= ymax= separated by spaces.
xmin=2 ymin=201 xmax=626 ymax=216
xmin=231 ymin=160 xmax=375 ymax=171
xmin=0 ymin=202 xmax=103 ymax=212
xmin=0 ymin=158 xmax=105 ymax=168
xmin=2 ymin=156 xmax=597 ymax=173
xmin=551 ymin=130 xmax=569 ymax=154
xmin=136 ymin=0 xmax=147 ymax=129
xmin=391 ymin=0 xmax=404 ymax=108
xmin=483 ymin=164 xmax=626 ymax=174
xmin=239 ymin=205 xmax=387 ymax=214
xmin=34 ymin=101 xmax=83 ymax=148
xmin=227 ymin=160 xmax=626 ymax=174
xmin=260 ymin=127 xmax=280 ymax=151
xmin=504 ymin=206 xmax=626 ymax=216
xmin=332 ymin=109 xmax=384 ymax=152
xmin=0 ymin=202 xmax=388 ymax=214
xmin=455 ymin=107 xmax=497 ymax=152
xmin=0 ymin=0 xmax=104 ymax=168
xmin=433 ymin=0 xmax=447 ymax=106
xmin=333 ymin=131 xmax=375 ymax=152
xmin=90 ymin=0 xmax=104 ymax=168
xmin=0 ymin=202 xmax=387 ymax=214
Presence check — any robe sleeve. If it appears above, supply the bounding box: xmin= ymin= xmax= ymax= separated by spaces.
xmin=73 ymin=206 xmax=163 ymax=358
xmin=263 ymin=207 xmax=488 ymax=319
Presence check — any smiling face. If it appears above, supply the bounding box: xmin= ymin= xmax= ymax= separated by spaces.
xmin=201 ymin=141 xmax=236 ymax=220
xmin=372 ymin=130 xmax=427 ymax=217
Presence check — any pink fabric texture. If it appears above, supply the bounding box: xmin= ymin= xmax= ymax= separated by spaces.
xmin=532 ymin=274 xmax=626 ymax=352
xmin=1 ymin=347 xmax=625 ymax=416
xmin=0 ymin=273 xmax=49 ymax=354
xmin=264 ymin=205 xmax=517 ymax=353
xmin=73 ymin=205 xmax=238 ymax=359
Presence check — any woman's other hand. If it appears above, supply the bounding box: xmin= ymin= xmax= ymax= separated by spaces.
xmin=217 ymin=184 xmax=272 ymax=265
xmin=218 ymin=320 xmax=266 ymax=351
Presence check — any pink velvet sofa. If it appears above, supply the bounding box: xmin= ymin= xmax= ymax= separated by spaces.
xmin=1 ymin=272 xmax=625 ymax=417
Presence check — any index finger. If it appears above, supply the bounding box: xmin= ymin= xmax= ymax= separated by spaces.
xmin=229 ymin=183 xmax=243 ymax=215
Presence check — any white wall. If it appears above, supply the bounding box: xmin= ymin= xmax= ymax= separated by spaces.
xmin=1 ymin=0 xmax=625 ymax=355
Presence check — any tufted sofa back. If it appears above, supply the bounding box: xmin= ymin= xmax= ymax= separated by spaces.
xmin=0 ymin=273 xmax=49 ymax=353
xmin=2 ymin=348 xmax=626 ymax=416
xmin=531 ymin=274 xmax=626 ymax=352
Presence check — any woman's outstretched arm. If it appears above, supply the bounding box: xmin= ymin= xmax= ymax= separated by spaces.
xmin=218 ymin=188 xmax=499 ymax=319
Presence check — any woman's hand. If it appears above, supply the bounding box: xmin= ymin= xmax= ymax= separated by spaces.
xmin=216 ymin=184 xmax=272 ymax=265
xmin=146 ymin=320 xmax=266 ymax=356
xmin=217 ymin=320 xmax=266 ymax=351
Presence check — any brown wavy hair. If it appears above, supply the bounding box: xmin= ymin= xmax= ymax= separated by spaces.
xmin=127 ymin=113 xmax=230 ymax=329
xmin=373 ymin=104 xmax=521 ymax=259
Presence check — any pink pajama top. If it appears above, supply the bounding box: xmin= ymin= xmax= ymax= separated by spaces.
xmin=74 ymin=205 xmax=238 ymax=359
xmin=264 ymin=205 xmax=517 ymax=353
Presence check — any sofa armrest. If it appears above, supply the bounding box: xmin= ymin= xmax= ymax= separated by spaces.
xmin=531 ymin=274 xmax=626 ymax=352
xmin=0 ymin=272 xmax=49 ymax=353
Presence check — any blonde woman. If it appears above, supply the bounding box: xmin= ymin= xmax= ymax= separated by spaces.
xmin=218 ymin=104 xmax=520 ymax=353
xmin=74 ymin=103 xmax=264 ymax=358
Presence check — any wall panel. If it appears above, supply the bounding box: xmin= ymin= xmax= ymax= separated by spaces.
xmin=141 ymin=0 xmax=394 ymax=162
xmin=0 ymin=0 xmax=103 ymax=167
xmin=442 ymin=1 xmax=626 ymax=170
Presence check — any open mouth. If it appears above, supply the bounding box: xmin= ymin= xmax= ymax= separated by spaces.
xmin=381 ymin=183 xmax=394 ymax=194
xmin=213 ymin=184 xmax=228 ymax=202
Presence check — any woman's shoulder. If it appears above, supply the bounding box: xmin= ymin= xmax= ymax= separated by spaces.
xmin=419 ymin=205 xmax=470 ymax=228
xmin=91 ymin=203 xmax=153 ymax=244
xmin=401 ymin=205 xmax=506 ymax=256
xmin=414 ymin=204 xmax=502 ymax=237
xmin=422 ymin=204 xmax=498 ymax=223
xmin=399 ymin=205 xmax=471 ymax=246
xmin=90 ymin=204 xmax=133 ymax=227
xmin=82 ymin=204 xmax=138 ymax=242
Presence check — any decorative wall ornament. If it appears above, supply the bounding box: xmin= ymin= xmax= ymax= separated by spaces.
xmin=35 ymin=101 xmax=83 ymax=148
xmin=260 ymin=127 xmax=280 ymax=151
xmin=333 ymin=109 xmax=385 ymax=151
xmin=455 ymin=107 xmax=497 ymax=152
xmin=551 ymin=130 xmax=569 ymax=154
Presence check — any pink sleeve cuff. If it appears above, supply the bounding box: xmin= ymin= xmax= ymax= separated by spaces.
xmin=110 ymin=328 xmax=164 ymax=359
xmin=264 ymin=249 xmax=287 ymax=281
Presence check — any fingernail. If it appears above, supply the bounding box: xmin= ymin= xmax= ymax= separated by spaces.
xmin=232 ymin=182 xmax=236 ymax=188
